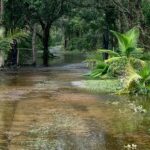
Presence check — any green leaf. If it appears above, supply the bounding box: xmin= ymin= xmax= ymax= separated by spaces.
xmin=97 ymin=49 xmax=120 ymax=57
xmin=110 ymin=27 xmax=141 ymax=57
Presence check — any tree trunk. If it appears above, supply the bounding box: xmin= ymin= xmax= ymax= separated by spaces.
xmin=32 ymin=24 xmax=37 ymax=66
xmin=103 ymin=24 xmax=109 ymax=60
xmin=0 ymin=0 xmax=3 ymax=21
xmin=43 ymin=25 xmax=50 ymax=66
xmin=64 ymin=33 xmax=68 ymax=49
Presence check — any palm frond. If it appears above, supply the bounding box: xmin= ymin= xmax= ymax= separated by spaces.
xmin=139 ymin=64 xmax=150 ymax=83
xmin=110 ymin=27 xmax=140 ymax=57
xmin=110 ymin=30 xmax=127 ymax=53
xmin=125 ymin=27 xmax=140 ymax=48
xmin=6 ymin=28 xmax=28 ymax=43
xmin=97 ymin=49 xmax=120 ymax=57
xmin=0 ymin=28 xmax=29 ymax=53
xmin=105 ymin=56 xmax=123 ymax=64
xmin=88 ymin=61 xmax=109 ymax=78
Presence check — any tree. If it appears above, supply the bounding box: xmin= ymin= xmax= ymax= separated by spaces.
xmin=23 ymin=0 xmax=70 ymax=66
xmin=32 ymin=23 xmax=37 ymax=66
xmin=3 ymin=0 xmax=71 ymax=66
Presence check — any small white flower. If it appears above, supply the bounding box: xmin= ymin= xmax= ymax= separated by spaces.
xmin=124 ymin=144 xmax=137 ymax=150
xmin=124 ymin=144 xmax=131 ymax=149
xmin=131 ymin=144 xmax=137 ymax=149
xmin=134 ymin=108 xmax=138 ymax=113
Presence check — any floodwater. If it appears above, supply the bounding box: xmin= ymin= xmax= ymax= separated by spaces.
xmin=0 ymin=53 xmax=149 ymax=150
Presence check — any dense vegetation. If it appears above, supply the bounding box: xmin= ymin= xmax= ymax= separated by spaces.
xmin=86 ymin=27 xmax=150 ymax=94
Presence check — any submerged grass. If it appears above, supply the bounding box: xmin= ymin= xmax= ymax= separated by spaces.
xmin=74 ymin=79 xmax=122 ymax=93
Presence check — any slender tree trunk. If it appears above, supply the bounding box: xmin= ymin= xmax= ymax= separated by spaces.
xmin=64 ymin=33 xmax=68 ymax=49
xmin=103 ymin=23 xmax=109 ymax=60
xmin=0 ymin=0 xmax=3 ymax=22
xmin=17 ymin=48 xmax=19 ymax=66
xmin=32 ymin=24 xmax=37 ymax=66
xmin=64 ymin=38 xmax=68 ymax=49
xmin=43 ymin=25 xmax=50 ymax=66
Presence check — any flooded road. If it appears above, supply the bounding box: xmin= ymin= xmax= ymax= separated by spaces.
xmin=0 ymin=54 xmax=149 ymax=150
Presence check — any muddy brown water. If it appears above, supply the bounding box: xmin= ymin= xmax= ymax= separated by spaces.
xmin=0 ymin=54 xmax=149 ymax=150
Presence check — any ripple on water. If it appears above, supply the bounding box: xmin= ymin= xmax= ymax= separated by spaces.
xmin=0 ymin=62 xmax=149 ymax=150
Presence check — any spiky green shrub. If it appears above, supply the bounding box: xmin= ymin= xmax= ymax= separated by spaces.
xmin=138 ymin=64 xmax=150 ymax=91
xmin=119 ymin=63 xmax=150 ymax=95
xmin=119 ymin=63 xmax=142 ymax=94
xmin=86 ymin=27 xmax=150 ymax=95
xmin=89 ymin=62 xmax=109 ymax=78
xmin=85 ymin=52 xmax=109 ymax=78
xmin=129 ymin=57 xmax=145 ymax=71
xmin=106 ymin=56 xmax=128 ymax=77
xmin=97 ymin=27 xmax=145 ymax=77
xmin=111 ymin=27 xmax=141 ymax=57
xmin=98 ymin=27 xmax=143 ymax=57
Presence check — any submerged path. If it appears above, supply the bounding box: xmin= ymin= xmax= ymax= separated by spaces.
xmin=0 ymin=58 xmax=149 ymax=149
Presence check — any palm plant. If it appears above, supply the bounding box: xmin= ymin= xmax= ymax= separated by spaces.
xmin=0 ymin=27 xmax=28 ymax=65
xmin=86 ymin=27 xmax=150 ymax=94
xmin=111 ymin=27 xmax=142 ymax=57
xmin=97 ymin=27 xmax=145 ymax=77
xmin=98 ymin=27 xmax=143 ymax=58
xmin=86 ymin=27 xmax=145 ymax=79
xmin=0 ymin=27 xmax=28 ymax=52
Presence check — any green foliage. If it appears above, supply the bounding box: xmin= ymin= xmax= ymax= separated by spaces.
xmin=97 ymin=49 xmax=119 ymax=57
xmin=96 ymin=27 xmax=144 ymax=78
xmin=23 ymin=0 xmax=68 ymax=23
xmin=64 ymin=7 xmax=103 ymax=51
xmin=51 ymin=28 xmax=63 ymax=46
xmin=85 ymin=52 xmax=109 ymax=78
xmin=0 ymin=27 xmax=28 ymax=62
xmin=142 ymin=0 xmax=150 ymax=25
xmin=111 ymin=27 xmax=141 ymax=57
xmin=4 ymin=0 xmax=26 ymax=29
xmin=99 ymin=27 xmax=142 ymax=59
xmin=119 ymin=63 xmax=150 ymax=95
xmin=84 ymin=79 xmax=121 ymax=93
xmin=86 ymin=27 xmax=150 ymax=95
xmin=86 ymin=26 xmax=144 ymax=79
xmin=67 ymin=37 xmax=89 ymax=51
xmin=89 ymin=62 xmax=109 ymax=78
xmin=119 ymin=63 xmax=141 ymax=94
xmin=129 ymin=57 xmax=145 ymax=71
xmin=106 ymin=56 xmax=128 ymax=77
xmin=0 ymin=28 xmax=28 ymax=51
xmin=139 ymin=64 xmax=150 ymax=87
xmin=85 ymin=52 xmax=103 ymax=68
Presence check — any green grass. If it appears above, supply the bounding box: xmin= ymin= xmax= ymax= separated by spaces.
xmin=82 ymin=79 xmax=122 ymax=93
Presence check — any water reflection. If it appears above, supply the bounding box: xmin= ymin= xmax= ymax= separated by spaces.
xmin=0 ymin=101 xmax=18 ymax=150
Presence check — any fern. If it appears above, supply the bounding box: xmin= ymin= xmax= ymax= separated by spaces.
xmin=0 ymin=27 xmax=28 ymax=53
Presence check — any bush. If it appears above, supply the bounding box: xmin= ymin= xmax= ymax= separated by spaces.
xmin=67 ymin=37 xmax=89 ymax=51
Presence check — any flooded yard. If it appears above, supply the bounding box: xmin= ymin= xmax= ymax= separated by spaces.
xmin=0 ymin=56 xmax=149 ymax=150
